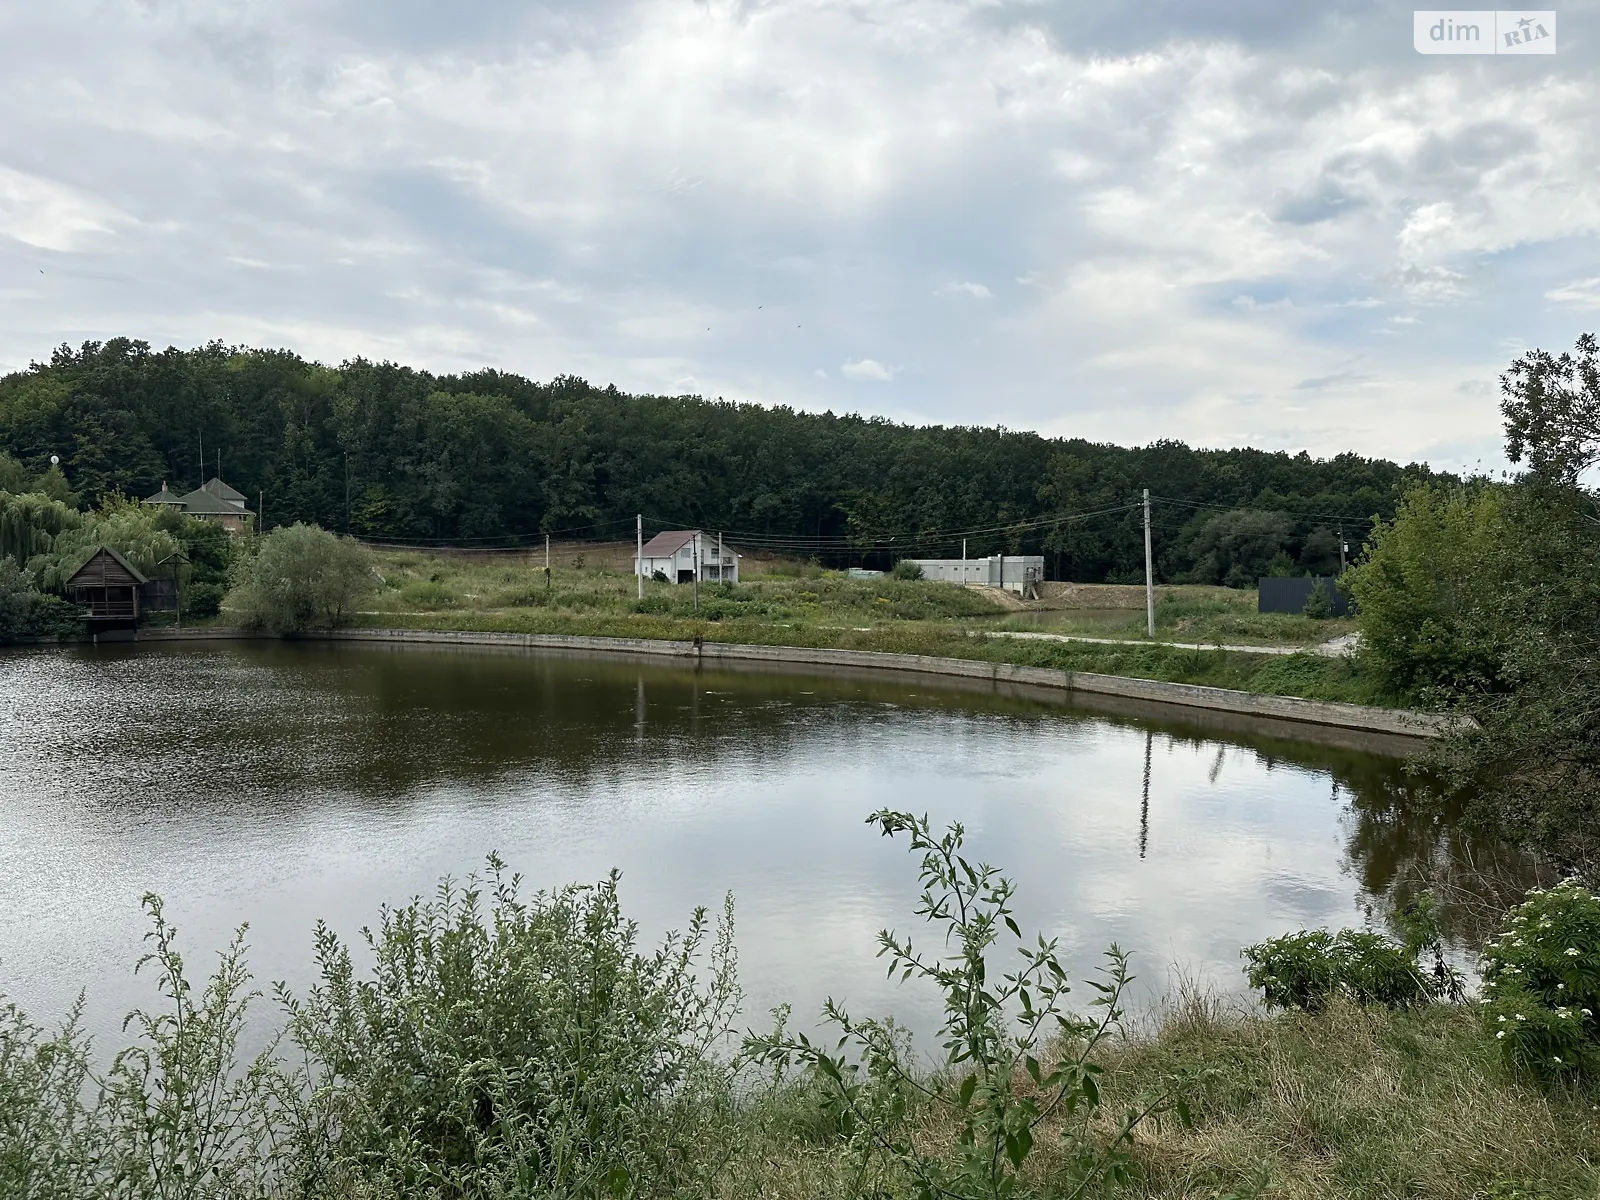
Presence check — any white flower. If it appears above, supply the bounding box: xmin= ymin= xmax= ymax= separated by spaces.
xmin=1498 ymin=1015 xmax=1507 ymax=1022
xmin=1559 ymin=983 xmax=1567 ymax=990
xmin=1496 ymin=1031 xmax=1506 ymax=1039
xmin=1585 ymin=1009 xmax=1594 ymax=1017
xmin=1554 ymin=1056 xmax=1563 ymax=1063
xmin=1516 ymin=1014 xmax=1526 ymax=1020
xmin=1566 ymin=947 xmax=1581 ymax=956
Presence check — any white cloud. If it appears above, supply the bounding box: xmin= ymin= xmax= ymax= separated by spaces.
xmin=1547 ymin=277 xmax=1600 ymax=310
xmin=940 ymin=281 xmax=993 ymax=300
xmin=0 ymin=167 xmax=128 ymax=252
xmin=841 ymin=358 xmax=894 ymax=381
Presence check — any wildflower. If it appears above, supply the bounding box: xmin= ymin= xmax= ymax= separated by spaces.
xmin=1585 ymin=1009 xmax=1594 ymax=1017
xmin=1516 ymin=1014 xmax=1526 ymax=1020
xmin=1498 ymin=1015 xmax=1507 ymax=1022
xmin=1496 ymin=1031 xmax=1506 ymax=1039
xmin=1566 ymin=948 xmax=1581 ymax=956
xmin=1555 ymin=1056 xmax=1563 ymax=1063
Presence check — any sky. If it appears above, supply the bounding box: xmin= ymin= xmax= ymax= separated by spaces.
xmin=1 ymin=1 xmax=1598 ymax=473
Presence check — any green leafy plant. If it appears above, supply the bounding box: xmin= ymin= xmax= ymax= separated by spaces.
xmin=283 ymin=855 xmax=742 ymax=1198
xmin=1242 ymin=918 xmax=1460 ymax=1012
xmin=745 ymin=810 xmax=1193 ymax=1199
xmin=1480 ymin=878 xmax=1600 ymax=1078
xmin=890 ymin=559 xmax=925 ymax=581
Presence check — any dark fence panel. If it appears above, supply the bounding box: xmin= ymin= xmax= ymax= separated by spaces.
xmin=1258 ymin=575 xmax=1350 ymax=617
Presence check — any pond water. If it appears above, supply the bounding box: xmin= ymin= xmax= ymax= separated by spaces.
xmin=0 ymin=641 xmax=1519 ymax=1052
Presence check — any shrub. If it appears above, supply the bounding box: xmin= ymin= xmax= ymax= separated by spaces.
xmin=1242 ymin=921 xmax=1459 ymax=1012
xmin=745 ymin=810 xmax=1194 ymax=1198
xmin=182 ymin=580 xmax=224 ymax=620
xmin=1480 ymin=879 xmax=1600 ymax=1078
xmin=889 ymin=559 xmax=924 ymax=581
xmin=230 ymin=523 xmax=377 ymax=633
xmin=0 ymin=558 xmax=82 ymax=643
xmin=285 ymin=856 xmax=740 ymax=1197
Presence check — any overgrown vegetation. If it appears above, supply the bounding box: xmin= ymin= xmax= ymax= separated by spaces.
xmin=4 ymin=823 xmax=1599 ymax=1199
xmin=1345 ymin=333 xmax=1600 ymax=870
xmin=231 ymin=523 xmax=377 ymax=634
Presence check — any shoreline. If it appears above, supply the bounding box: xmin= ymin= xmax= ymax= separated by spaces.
xmin=128 ymin=625 xmax=1465 ymax=742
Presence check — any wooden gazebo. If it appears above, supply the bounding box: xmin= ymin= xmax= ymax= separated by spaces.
xmin=64 ymin=547 xmax=148 ymax=640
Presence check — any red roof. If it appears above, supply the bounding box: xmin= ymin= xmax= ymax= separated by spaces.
xmin=638 ymin=530 xmax=698 ymax=557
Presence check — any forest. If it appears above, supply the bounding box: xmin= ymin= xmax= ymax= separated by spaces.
xmin=0 ymin=338 xmax=1450 ymax=582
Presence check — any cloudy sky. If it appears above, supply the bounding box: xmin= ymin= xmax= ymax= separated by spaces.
xmin=1 ymin=1 xmax=1597 ymax=470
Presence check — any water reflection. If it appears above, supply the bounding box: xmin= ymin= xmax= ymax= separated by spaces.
xmin=0 ymin=641 xmax=1530 ymax=1050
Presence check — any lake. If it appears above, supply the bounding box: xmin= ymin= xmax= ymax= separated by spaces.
xmin=0 ymin=640 xmax=1518 ymax=1051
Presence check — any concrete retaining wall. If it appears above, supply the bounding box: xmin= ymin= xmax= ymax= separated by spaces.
xmin=142 ymin=626 xmax=1462 ymax=740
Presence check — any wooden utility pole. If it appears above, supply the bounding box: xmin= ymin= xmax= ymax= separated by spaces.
xmin=1143 ymin=489 xmax=1155 ymax=639
xmin=1339 ymin=528 xmax=1348 ymax=574
xmin=717 ymin=531 xmax=723 ymax=583
xmin=637 ymin=515 xmax=644 ymax=599
xmin=544 ymin=533 xmax=551 ymax=592
xmin=692 ymin=535 xmax=700 ymax=611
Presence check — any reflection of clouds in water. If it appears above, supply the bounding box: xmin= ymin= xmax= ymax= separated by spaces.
xmin=0 ymin=642 xmax=1519 ymax=1055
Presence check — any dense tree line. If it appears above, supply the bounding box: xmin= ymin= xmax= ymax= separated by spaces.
xmin=0 ymin=338 xmax=1450 ymax=581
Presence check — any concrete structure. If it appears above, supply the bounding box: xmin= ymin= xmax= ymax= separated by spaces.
xmin=909 ymin=555 xmax=1043 ymax=597
xmin=635 ymin=530 xmax=741 ymax=584
xmin=145 ymin=477 xmax=252 ymax=534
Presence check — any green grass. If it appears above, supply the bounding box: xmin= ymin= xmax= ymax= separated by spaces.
xmin=1089 ymin=994 xmax=1600 ymax=1200
xmin=342 ymin=551 xmax=1396 ymax=707
xmin=985 ymin=589 xmax=1358 ymax=648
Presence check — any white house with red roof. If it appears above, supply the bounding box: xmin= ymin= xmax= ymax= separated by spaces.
xmin=634 ymin=530 xmax=740 ymax=584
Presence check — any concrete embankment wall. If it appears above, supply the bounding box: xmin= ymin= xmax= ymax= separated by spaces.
xmin=137 ymin=626 xmax=1463 ymax=741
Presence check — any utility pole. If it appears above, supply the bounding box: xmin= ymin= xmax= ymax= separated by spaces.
xmin=692 ymin=534 xmax=700 ymax=611
xmin=545 ymin=533 xmax=551 ymax=592
xmin=717 ymin=530 xmax=723 ymax=584
xmin=962 ymin=537 xmax=967 ymax=584
xmin=1339 ymin=528 xmax=1348 ymax=575
xmin=637 ymin=514 xmax=644 ymax=599
xmin=1143 ymin=488 xmax=1155 ymax=639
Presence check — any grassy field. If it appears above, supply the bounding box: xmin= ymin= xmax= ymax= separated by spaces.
xmin=338 ymin=550 xmax=1390 ymax=707
xmin=721 ymin=996 xmax=1600 ymax=1200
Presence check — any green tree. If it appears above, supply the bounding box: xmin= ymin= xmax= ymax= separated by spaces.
xmin=1179 ymin=508 xmax=1293 ymax=587
xmin=231 ymin=522 xmax=376 ymax=633
xmin=1343 ymin=484 xmax=1508 ymax=701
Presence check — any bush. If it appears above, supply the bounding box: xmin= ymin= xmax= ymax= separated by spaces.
xmin=1242 ymin=922 xmax=1459 ymax=1012
xmin=287 ymin=857 xmax=741 ymax=1197
xmin=889 ymin=559 xmax=924 ymax=581
xmin=230 ymin=523 xmax=377 ymax=633
xmin=182 ymin=580 xmax=224 ymax=620
xmin=0 ymin=558 xmax=81 ymax=643
xmin=1480 ymin=879 xmax=1600 ymax=1078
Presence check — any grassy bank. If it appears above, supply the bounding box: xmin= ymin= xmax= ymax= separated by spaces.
xmin=6 ymin=862 xmax=1595 ymax=1200
xmin=723 ymin=997 xmax=1600 ymax=1200
xmin=333 ymin=551 xmax=1390 ymax=707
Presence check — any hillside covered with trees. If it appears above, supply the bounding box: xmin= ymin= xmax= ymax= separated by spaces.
xmin=0 ymin=338 xmax=1448 ymax=582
